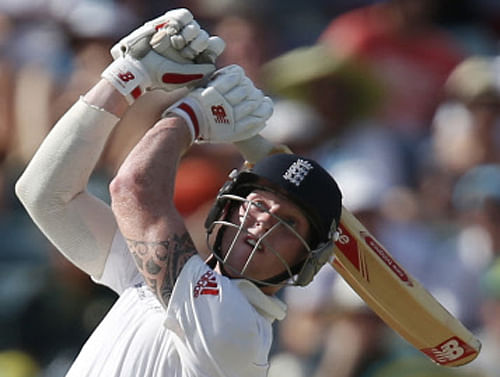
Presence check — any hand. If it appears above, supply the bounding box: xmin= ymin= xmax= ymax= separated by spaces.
xmin=101 ymin=8 xmax=225 ymax=103
xmin=164 ymin=65 xmax=273 ymax=144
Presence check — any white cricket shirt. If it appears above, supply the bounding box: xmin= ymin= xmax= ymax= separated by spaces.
xmin=65 ymin=231 xmax=286 ymax=377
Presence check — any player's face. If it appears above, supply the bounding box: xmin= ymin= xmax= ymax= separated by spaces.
xmin=219 ymin=189 xmax=311 ymax=285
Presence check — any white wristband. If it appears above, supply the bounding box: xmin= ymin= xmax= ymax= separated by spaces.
xmin=164 ymin=97 xmax=205 ymax=142
xmin=101 ymin=56 xmax=150 ymax=104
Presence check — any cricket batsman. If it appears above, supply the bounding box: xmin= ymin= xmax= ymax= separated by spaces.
xmin=15 ymin=8 xmax=343 ymax=377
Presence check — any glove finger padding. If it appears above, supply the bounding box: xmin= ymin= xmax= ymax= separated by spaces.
xmin=225 ymin=85 xmax=252 ymax=105
xmin=232 ymin=81 xmax=264 ymax=120
xmin=179 ymin=21 xmax=202 ymax=45
xmin=164 ymin=64 xmax=273 ymax=144
xmin=102 ymin=8 xmax=225 ymax=103
xmin=180 ymin=30 xmax=209 ymax=60
xmin=231 ymin=116 xmax=267 ymax=141
xmin=254 ymin=97 xmax=274 ymax=118
xmin=234 ymin=100 xmax=261 ymax=121
xmin=150 ymin=29 xmax=190 ymax=64
xmin=195 ymin=36 xmax=226 ymax=64
xmin=147 ymin=8 xmax=194 ymax=39
xmin=111 ymin=9 xmax=194 ymax=59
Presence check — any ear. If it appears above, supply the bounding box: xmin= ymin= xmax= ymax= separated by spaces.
xmin=295 ymin=241 xmax=334 ymax=286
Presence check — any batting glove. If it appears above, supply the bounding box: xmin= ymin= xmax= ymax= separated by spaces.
xmin=101 ymin=8 xmax=225 ymax=104
xmin=164 ymin=65 xmax=273 ymax=144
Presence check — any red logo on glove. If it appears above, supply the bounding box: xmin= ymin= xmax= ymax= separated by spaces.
xmin=211 ymin=105 xmax=229 ymax=124
xmin=118 ymin=71 xmax=135 ymax=82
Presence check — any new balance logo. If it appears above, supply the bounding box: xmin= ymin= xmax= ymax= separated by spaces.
xmin=193 ymin=271 xmax=220 ymax=298
xmin=422 ymin=336 xmax=476 ymax=365
xmin=283 ymin=159 xmax=314 ymax=186
xmin=118 ymin=71 xmax=135 ymax=82
xmin=431 ymin=338 xmax=466 ymax=363
xmin=211 ymin=105 xmax=229 ymax=124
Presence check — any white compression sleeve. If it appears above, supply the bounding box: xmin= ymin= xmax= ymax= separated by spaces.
xmin=16 ymin=98 xmax=121 ymax=278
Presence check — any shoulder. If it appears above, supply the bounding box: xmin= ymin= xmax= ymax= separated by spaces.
xmin=170 ymin=255 xmax=274 ymax=343
xmin=165 ymin=257 xmax=278 ymax=374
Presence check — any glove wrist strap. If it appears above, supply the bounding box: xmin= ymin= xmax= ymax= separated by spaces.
xmin=164 ymin=97 xmax=206 ymax=143
xmin=101 ymin=56 xmax=149 ymax=104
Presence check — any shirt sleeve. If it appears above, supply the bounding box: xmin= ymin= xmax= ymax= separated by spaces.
xmin=92 ymin=229 xmax=143 ymax=295
xmin=15 ymin=98 xmax=120 ymax=279
xmin=165 ymin=256 xmax=272 ymax=377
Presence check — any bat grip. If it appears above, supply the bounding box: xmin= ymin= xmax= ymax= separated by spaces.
xmin=233 ymin=135 xmax=292 ymax=165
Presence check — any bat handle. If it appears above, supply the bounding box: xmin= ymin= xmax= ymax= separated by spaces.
xmin=233 ymin=135 xmax=292 ymax=165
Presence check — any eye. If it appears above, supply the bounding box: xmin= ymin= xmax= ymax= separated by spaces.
xmin=239 ymin=199 xmax=268 ymax=221
xmin=253 ymin=200 xmax=269 ymax=211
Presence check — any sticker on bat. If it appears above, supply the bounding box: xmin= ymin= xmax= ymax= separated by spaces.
xmin=361 ymin=231 xmax=413 ymax=287
xmin=421 ymin=336 xmax=478 ymax=365
xmin=335 ymin=223 xmax=361 ymax=272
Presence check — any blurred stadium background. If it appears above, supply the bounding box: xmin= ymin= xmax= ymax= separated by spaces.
xmin=1 ymin=0 xmax=500 ymax=376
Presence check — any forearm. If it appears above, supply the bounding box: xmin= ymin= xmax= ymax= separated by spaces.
xmin=110 ymin=115 xmax=197 ymax=305
xmin=15 ymin=84 xmax=124 ymax=277
xmin=17 ymin=81 xmax=126 ymax=206
xmin=83 ymin=79 xmax=130 ymax=118
xmin=110 ymin=116 xmax=191 ymax=230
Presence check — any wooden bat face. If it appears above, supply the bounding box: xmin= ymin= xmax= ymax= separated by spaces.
xmin=332 ymin=207 xmax=481 ymax=367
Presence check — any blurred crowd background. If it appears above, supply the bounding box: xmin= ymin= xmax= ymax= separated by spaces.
xmin=1 ymin=0 xmax=500 ymax=376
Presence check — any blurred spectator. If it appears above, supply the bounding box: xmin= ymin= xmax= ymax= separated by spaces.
xmin=416 ymin=54 xmax=500 ymax=229
xmin=212 ymin=13 xmax=276 ymax=85
xmin=261 ymin=44 xmax=384 ymax=142
xmin=0 ymin=350 xmax=39 ymax=377
xmin=269 ymin=267 xmax=390 ymax=377
xmin=419 ymin=164 xmax=500 ymax=329
xmin=452 ymin=164 xmax=500 ymax=265
xmin=0 ymin=12 xmax=14 ymax=168
xmin=319 ymin=0 xmax=465 ymax=138
xmin=261 ymin=99 xmax=326 ymax=156
xmin=419 ymin=56 xmax=500 ymax=326
xmin=431 ymin=56 xmax=500 ymax=177
xmin=471 ymin=259 xmax=500 ymax=376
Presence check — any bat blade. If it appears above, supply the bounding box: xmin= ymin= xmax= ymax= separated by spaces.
xmin=234 ymin=135 xmax=481 ymax=367
xmin=333 ymin=208 xmax=481 ymax=367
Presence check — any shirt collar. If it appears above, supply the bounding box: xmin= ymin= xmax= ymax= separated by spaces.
xmin=235 ymin=279 xmax=287 ymax=321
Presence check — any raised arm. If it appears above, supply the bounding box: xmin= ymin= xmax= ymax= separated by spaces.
xmin=15 ymin=8 xmax=224 ymax=279
xmin=110 ymin=64 xmax=273 ymax=306
xmin=15 ymin=82 xmax=126 ymax=278
xmin=109 ymin=115 xmax=195 ymax=301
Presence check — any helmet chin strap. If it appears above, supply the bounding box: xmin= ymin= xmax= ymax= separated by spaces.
xmin=256 ymin=261 xmax=306 ymax=287
xmin=212 ymin=256 xmax=306 ymax=288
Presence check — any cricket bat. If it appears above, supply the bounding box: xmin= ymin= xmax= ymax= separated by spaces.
xmin=234 ymin=135 xmax=481 ymax=367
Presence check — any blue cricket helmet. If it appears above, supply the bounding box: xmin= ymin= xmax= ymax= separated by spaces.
xmin=236 ymin=153 xmax=342 ymax=247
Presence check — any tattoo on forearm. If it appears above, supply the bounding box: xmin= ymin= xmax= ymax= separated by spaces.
xmin=126 ymin=233 xmax=197 ymax=306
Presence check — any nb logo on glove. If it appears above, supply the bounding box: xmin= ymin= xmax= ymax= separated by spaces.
xmin=211 ymin=105 xmax=229 ymax=124
xmin=118 ymin=71 xmax=136 ymax=83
